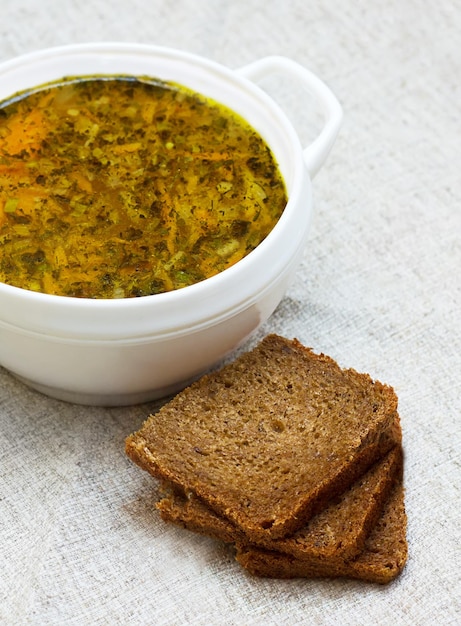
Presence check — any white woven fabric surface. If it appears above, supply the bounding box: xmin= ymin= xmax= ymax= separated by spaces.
xmin=1 ymin=1 xmax=460 ymax=624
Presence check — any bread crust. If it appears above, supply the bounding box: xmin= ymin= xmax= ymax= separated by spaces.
xmin=235 ymin=479 xmax=408 ymax=584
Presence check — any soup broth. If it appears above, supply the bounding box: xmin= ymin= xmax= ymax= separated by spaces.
xmin=0 ymin=76 xmax=287 ymax=298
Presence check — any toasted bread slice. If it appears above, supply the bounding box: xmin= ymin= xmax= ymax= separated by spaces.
xmin=157 ymin=440 xmax=402 ymax=560
xmin=126 ymin=335 xmax=398 ymax=541
xmin=235 ymin=479 xmax=408 ymax=584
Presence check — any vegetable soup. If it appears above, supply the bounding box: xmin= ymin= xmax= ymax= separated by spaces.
xmin=0 ymin=76 xmax=287 ymax=298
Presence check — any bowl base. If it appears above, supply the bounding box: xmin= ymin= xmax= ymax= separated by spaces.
xmin=12 ymin=373 xmax=195 ymax=407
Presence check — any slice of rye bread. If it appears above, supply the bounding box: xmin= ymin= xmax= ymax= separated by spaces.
xmin=125 ymin=334 xmax=398 ymax=541
xmin=157 ymin=440 xmax=402 ymax=561
xmin=235 ymin=479 xmax=408 ymax=584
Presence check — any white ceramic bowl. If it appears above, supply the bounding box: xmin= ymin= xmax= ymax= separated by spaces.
xmin=0 ymin=44 xmax=342 ymax=406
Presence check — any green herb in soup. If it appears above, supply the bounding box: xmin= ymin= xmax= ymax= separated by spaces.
xmin=0 ymin=76 xmax=287 ymax=298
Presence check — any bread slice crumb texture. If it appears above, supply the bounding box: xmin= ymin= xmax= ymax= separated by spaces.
xmin=126 ymin=334 xmax=398 ymax=540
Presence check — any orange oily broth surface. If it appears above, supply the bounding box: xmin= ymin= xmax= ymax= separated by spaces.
xmin=0 ymin=76 xmax=287 ymax=298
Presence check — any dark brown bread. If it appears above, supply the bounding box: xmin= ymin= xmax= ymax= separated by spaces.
xmin=157 ymin=442 xmax=402 ymax=561
xmin=126 ymin=334 xmax=398 ymax=541
xmin=235 ymin=479 xmax=408 ymax=584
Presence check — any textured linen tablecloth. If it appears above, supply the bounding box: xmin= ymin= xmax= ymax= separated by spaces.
xmin=1 ymin=1 xmax=460 ymax=624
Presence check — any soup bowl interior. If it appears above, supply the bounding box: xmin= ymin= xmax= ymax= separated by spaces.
xmin=0 ymin=44 xmax=313 ymax=405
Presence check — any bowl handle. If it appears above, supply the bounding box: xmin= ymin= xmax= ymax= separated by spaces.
xmin=237 ymin=56 xmax=342 ymax=178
